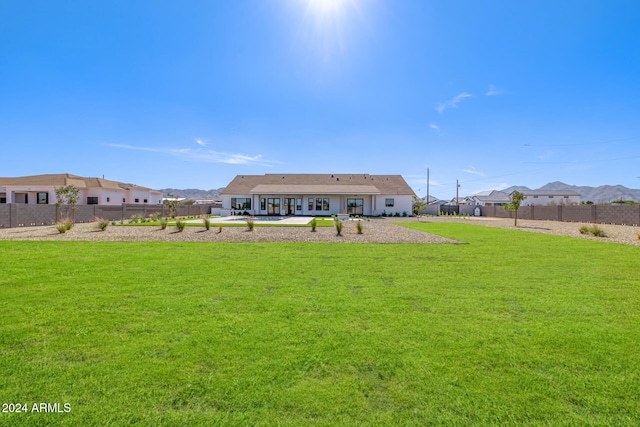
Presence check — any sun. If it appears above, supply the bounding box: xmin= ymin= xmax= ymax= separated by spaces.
xmin=291 ymin=0 xmax=364 ymax=61
xmin=304 ymin=0 xmax=346 ymax=15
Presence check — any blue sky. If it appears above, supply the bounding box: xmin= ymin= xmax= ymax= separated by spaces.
xmin=1 ymin=0 xmax=639 ymax=200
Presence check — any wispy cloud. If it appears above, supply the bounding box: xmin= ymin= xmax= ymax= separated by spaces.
xmin=485 ymin=84 xmax=506 ymax=96
xmin=429 ymin=123 xmax=441 ymax=133
xmin=436 ymin=93 xmax=472 ymax=113
xmin=104 ymin=143 xmax=280 ymax=166
xmin=195 ymin=138 xmax=207 ymax=147
xmin=460 ymin=166 xmax=485 ymax=177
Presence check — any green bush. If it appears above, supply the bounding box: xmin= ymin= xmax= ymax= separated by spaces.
xmin=95 ymin=217 xmax=109 ymax=231
xmin=160 ymin=218 xmax=168 ymax=230
xmin=356 ymin=221 xmax=363 ymax=234
xmin=579 ymin=224 xmax=607 ymax=237
xmin=202 ymin=215 xmax=210 ymax=231
xmin=55 ymin=219 xmax=74 ymax=234
xmin=309 ymin=218 xmax=317 ymax=232
xmin=334 ymin=218 xmax=343 ymax=236
xmin=175 ymin=218 xmax=186 ymax=232
xmin=246 ymin=217 xmax=255 ymax=231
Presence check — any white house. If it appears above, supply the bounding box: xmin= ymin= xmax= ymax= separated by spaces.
xmin=0 ymin=173 xmax=163 ymax=205
xmin=520 ymin=190 xmax=580 ymax=206
xmin=221 ymin=174 xmax=416 ymax=216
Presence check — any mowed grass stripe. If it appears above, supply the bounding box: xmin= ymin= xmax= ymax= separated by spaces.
xmin=0 ymin=223 xmax=638 ymax=426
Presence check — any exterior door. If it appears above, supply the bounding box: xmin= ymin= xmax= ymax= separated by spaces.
xmin=284 ymin=198 xmax=295 ymax=215
xmin=267 ymin=198 xmax=280 ymax=215
xmin=347 ymin=198 xmax=364 ymax=215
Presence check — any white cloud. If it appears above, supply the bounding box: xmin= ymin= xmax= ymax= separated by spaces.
xmin=485 ymin=84 xmax=506 ymax=96
xmin=460 ymin=166 xmax=485 ymax=177
xmin=436 ymin=93 xmax=472 ymax=113
xmin=429 ymin=123 xmax=440 ymax=133
xmin=104 ymin=143 xmax=280 ymax=167
xmin=195 ymin=138 xmax=207 ymax=147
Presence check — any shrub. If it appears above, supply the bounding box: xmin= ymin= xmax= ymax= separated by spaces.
xmin=637 ymin=233 xmax=640 ymax=240
xmin=55 ymin=219 xmax=74 ymax=234
xmin=402 ymin=211 xmax=407 ymax=217
xmin=202 ymin=215 xmax=211 ymax=231
xmin=579 ymin=224 xmax=607 ymax=237
xmin=310 ymin=218 xmax=317 ymax=232
xmin=590 ymin=225 xmax=607 ymax=237
xmin=175 ymin=218 xmax=186 ymax=232
xmin=218 ymin=225 xmax=223 ymax=233
xmin=246 ymin=217 xmax=255 ymax=231
xmin=160 ymin=218 xmax=168 ymax=230
xmin=95 ymin=217 xmax=109 ymax=231
xmin=356 ymin=221 xmax=363 ymax=234
xmin=334 ymin=218 xmax=343 ymax=236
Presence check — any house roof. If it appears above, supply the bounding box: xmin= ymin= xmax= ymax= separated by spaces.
xmin=0 ymin=173 xmax=161 ymax=194
xmin=222 ymin=174 xmax=415 ymax=196
xmin=473 ymin=190 xmax=511 ymax=202
xmin=250 ymin=184 xmax=380 ymax=195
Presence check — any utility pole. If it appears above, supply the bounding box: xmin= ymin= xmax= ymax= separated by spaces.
xmin=456 ymin=179 xmax=460 ymax=206
xmin=426 ymin=168 xmax=430 ymax=210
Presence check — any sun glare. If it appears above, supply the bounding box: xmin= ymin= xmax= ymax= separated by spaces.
xmin=292 ymin=0 xmax=365 ymax=62
xmin=305 ymin=0 xmax=346 ymax=15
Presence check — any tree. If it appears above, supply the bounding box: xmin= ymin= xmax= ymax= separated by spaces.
xmin=413 ymin=196 xmax=426 ymax=218
xmin=503 ymin=191 xmax=525 ymax=226
xmin=54 ymin=185 xmax=80 ymax=222
xmin=165 ymin=193 xmax=180 ymax=218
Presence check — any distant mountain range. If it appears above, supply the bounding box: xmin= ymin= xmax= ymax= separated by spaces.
xmin=502 ymin=181 xmax=640 ymax=203
xmin=158 ymin=188 xmax=224 ymax=201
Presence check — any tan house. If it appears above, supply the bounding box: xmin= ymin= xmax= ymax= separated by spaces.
xmin=221 ymin=174 xmax=415 ymax=216
xmin=0 ymin=173 xmax=163 ymax=205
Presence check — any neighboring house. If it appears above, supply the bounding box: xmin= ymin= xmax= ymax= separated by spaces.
xmin=0 ymin=173 xmax=163 ymax=205
xmin=221 ymin=174 xmax=415 ymax=216
xmin=520 ymin=190 xmax=581 ymax=206
xmin=467 ymin=190 xmax=511 ymax=206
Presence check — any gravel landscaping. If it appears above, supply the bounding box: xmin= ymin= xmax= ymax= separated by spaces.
xmin=1 ymin=216 xmax=639 ymax=245
xmin=421 ymin=216 xmax=640 ymax=246
xmin=0 ymin=218 xmax=458 ymax=244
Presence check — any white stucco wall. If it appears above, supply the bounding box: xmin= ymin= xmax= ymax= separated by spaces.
xmin=374 ymin=195 xmax=413 ymax=216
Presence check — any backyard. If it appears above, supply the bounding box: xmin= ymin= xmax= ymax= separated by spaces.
xmin=0 ymin=222 xmax=638 ymax=426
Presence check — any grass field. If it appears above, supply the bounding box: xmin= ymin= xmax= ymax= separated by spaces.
xmin=1 ymin=222 xmax=638 ymax=426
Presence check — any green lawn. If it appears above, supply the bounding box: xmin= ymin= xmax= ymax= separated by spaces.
xmin=0 ymin=222 xmax=638 ymax=426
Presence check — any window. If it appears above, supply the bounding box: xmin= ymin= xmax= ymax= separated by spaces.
xmin=231 ymin=198 xmax=251 ymax=210
xmin=143 ymin=199 xmax=148 ymax=203
xmin=308 ymin=198 xmax=314 ymax=210
xmin=548 ymin=196 xmax=554 ymax=199
xmin=260 ymin=198 xmax=266 ymax=211
xmin=123 ymin=198 xmax=126 ymax=203
xmin=316 ymin=198 xmax=322 ymax=211
xmin=385 ymin=198 xmax=395 ymax=207
xmin=134 ymin=198 xmax=139 ymax=203
xmin=296 ymin=198 xmax=302 ymax=211
xmin=106 ymin=197 xmax=110 ymax=202
xmin=0 ymin=197 xmax=6 ymax=204
xmin=37 ymin=192 xmax=49 ymax=204
xmin=563 ymin=196 xmax=569 ymax=199
xmin=533 ymin=196 xmax=539 ymax=199
xmin=87 ymin=197 xmax=99 ymax=205
xmin=323 ymin=198 xmax=330 ymax=211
